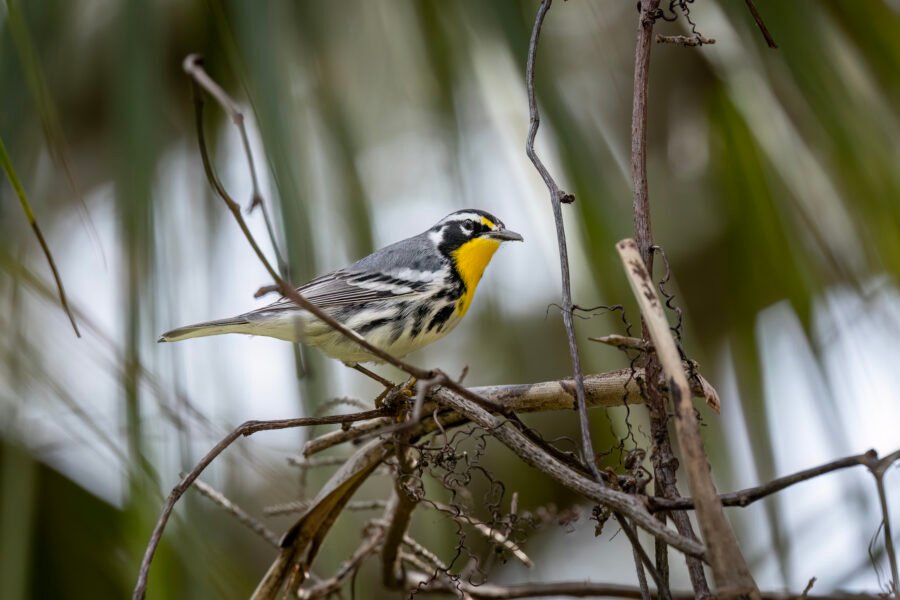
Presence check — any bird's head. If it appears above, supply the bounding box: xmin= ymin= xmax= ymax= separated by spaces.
xmin=429 ymin=209 xmax=524 ymax=258
xmin=428 ymin=209 xmax=523 ymax=312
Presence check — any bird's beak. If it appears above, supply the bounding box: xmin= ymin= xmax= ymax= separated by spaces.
xmin=486 ymin=228 xmax=524 ymax=242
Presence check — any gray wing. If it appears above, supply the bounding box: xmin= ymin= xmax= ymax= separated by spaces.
xmin=275 ymin=271 xmax=425 ymax=309
xmin=248 ymin=234 xmax=444 ymax=316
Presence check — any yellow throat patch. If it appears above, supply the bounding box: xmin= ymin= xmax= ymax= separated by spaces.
xmin=451 ymin=237 xmax=501 ymax=316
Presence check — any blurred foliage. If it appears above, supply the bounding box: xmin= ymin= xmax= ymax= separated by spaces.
xmin=1 ymin=1 xmax=899 ymax=598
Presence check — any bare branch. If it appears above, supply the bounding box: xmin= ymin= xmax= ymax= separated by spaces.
xmin=744 ymin=0 xmax=779 ymax=49
xmin=182 ymin=54 xmax=289 ymax=276
xmin=131 ymin=408 xmax=386 ymax=600
xmin=525 ymin=0 xmax=601 ymax=485
xmin=189 ymin=476 xmax=280 ymax=547
xmin=655 ymin=34 xmax=716 ymax=47
xmin=297 ymin=527 xmax=383 ymax=600
xmin=627 ymin=5 xmax=710 ymax=591
xmin=650 ymin=449 xmax=883 ymax=511
xmin=409 ymin=577 xmax=884 ymax=599
xmin=618 ymin=239 xmax=758 ymax=598
xmin=381 ymin=450 xmax=417 ymax=587
xmin=431 ymin=386 xmax=706 ymax=559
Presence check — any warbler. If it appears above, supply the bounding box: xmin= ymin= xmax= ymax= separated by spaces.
xmin=158 ymin=209 xmax=523 ymax=364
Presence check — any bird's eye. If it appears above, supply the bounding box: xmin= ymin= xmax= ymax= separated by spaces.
xmin=463 ymin=219 xmax=476 ymax=231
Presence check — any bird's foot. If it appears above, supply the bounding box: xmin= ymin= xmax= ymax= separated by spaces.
xmin=374 ymin=375 xmax=417 ymax=410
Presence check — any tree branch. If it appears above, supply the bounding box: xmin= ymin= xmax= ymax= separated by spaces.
xmin=648 ymin=449 xmax=885 ymax=512
xmin=131 ymin=408 xmax=386 ymax=600
xmin=524 ymin=0 xmax=600 ymax=484
xmin=618 ymin=239 xmax=758 ymax=598
xmin=744 ymin=0 xmax=779 ymax=49
xmin=655 ymin=34 xmax=716 ymax=47
xmin=411 ymin=578 xmax=884 ymax=600
xmin=431 ymin=386 xmax=707 ymax=559
xmin=628 ymin=3 xmax=710 ymax=593
xmin=189 ymin=476 xmax=280 ymax=547
xmin=182 ymin=54 xmax=289 ymax=277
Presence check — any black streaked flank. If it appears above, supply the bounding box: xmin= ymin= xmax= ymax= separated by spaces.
xmin=411 ymin=304 xmax=430 ymax=338
xmin=427 ymin=304 xmax=455 ymax=333
xmin=357 ymin=317 xmax=393 ymax=335
xmin=388 ymin=322 xmax=405 ymax=344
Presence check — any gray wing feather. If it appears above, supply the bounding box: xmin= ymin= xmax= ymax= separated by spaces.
xmin=256 ymin=235 xmax=443 ymax=315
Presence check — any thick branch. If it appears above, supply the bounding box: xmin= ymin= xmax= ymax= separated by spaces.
xmin=431 ymin=387 xmax=706 ymax=559
xmin=618 ymin=239 xmax=758 ymax=598
xmin=628 ymin=3 xmax=709 ymax=593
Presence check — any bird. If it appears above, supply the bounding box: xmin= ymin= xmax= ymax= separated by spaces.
xmin=158 ymin=209 xmax=523 ymax=364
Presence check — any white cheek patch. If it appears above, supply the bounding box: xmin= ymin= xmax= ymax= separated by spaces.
xmin=429 ymin=229 xmax=444 ymax=247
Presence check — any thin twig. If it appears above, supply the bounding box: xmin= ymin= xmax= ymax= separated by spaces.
xmin=182 ymin=54 xmax=289 ymax=277
xmin=649 ymin=449 xmax=888 ymax=512
xmin=0 ymin=134 xmax=80 ymax=337
xmin=424 ymin=500 xmax=533 ymax=568
xmin=189 ymin=476 xmax=281 ymax=547
xmin=297 ymin=527 xmax=384 ymax=600
xmin=302 ymin=417 xmax=394 ymax=456
xmin=615 ymin=513 xmax=668 ymax=600
xmin=868 ymin=449 xmax=900 ymax=597
xmin=526 ymin=0 xmax=602 ymax=488
xmin=409 ymin=578 xmax=885 ymax=600
xmin=744 ymin=0 xmax=779 ymax=49
xmin=131 ymin=409 xmax=385 ymax=600
xmin=590 ymin=334 xmax=651 ymax=352
xmin=184 ymin=54 xmax=428 ymax=378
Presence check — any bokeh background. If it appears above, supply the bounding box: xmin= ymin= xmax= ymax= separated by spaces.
xmin=2 ymin=0 xmax=899 ymax=598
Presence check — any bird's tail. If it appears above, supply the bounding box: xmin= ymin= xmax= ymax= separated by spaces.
xmin=158 ymin=316 xmax=251 ymax=343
